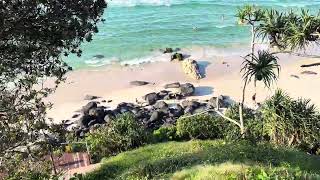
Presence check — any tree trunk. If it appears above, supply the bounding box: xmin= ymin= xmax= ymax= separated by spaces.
xmin=251 ymin=24 xmax=256 ymax=56
xmin=239 ymin=78 xmax=248 ymax=136
xmin=49 ymin=145 xmax=57 ymax=175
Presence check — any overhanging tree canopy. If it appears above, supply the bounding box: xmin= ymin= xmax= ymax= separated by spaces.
xmin=0 ymin=0 xmax=107 ymax=176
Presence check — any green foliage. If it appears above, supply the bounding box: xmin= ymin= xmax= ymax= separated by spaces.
xmin=223 ymin=104 xmax=263 ymax=141
xmin=256 ymin=8 xmax=320 ymax=51
xmin=79 ymin=140 xmax=320 ymax=179
xmin=241 ymin=50 xmax=280 ymax=88
xmin=152 ymin=125 xmax=178 ymax=142
xmin=261 ymin=89 xmax=320 ymax=148
xmin=176 ymin=114 xmax=222 ymax=140
xmin=85 ymin=113 xmax=147 ymax=162
xmin=0 ymin=0 xmax=107 ymax=177
xmin=172 ymin=163 xmax=320 ymax=180
xmin=2 ymin=154 xmax=58 ymax=180
xmin=236 ymin=5 xmax=265 ymax=25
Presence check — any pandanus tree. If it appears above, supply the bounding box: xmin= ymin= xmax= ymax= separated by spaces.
xmin=236 ymin=5 xmax=264 ymax=54
xmin=234 ymin=5 xmax=280 ymax=135
xmin=258 ymin=9 xmax=320 ymax=52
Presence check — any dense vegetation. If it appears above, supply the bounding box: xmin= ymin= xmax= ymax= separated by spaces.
xmin=74 ymin=140 xmax=320 ymax=179
xmin=0 ymin=0 xmax=107 ymax=178
xmin=1 ymin=2 xmax=320 ymax=179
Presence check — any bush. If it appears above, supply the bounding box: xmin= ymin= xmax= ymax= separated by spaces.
xmin=261 ymin=89 xmax=320 ymax=149
xmin=152 ymin=125 xmax=178 ymax=142
xmin=223 ymin=104 xmax=262 ymax=141
xmin=176 ymin=114 xmax=222 ymax=140
xmin=85 ymin=113 xmax=147 ymax=162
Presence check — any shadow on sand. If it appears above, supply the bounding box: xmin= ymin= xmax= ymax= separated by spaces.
xmin=197 ymin=61 xmax=211 ymax=78
xmin=194 ymin=86 xmax=214 ymax=96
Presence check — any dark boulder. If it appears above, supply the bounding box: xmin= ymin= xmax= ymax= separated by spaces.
xmin=130 ymin=81 xmax=150 ymax=86
xmin=171 ymin=53 xmax=184 ymax=61
xmin=169 ymin=104 xmax=184 ymax=117
xmin=193 ymin=105 xmax=208 ymax=114
xmin=82 ymin=102 xmax=98 ymax=115
xmin=144 ymin=92 xmax=159 ymax=105
xmin=217 ymin=95 xmax=232 ymax=108
xmin=164 ymin=82 xmax=180 ymax=89
xmin=78 ymin=114 xmax=93 ymax=128
xmin=163 ymin=48 xmax=173 ymax=53
xmin=149 ymin=111 xmax=163 ymax=122
xmin=88 ymin=107 xmax=106 ymax=123
xmin=184 ymin=106 xmax=194 ymax=114
xmin=72 ymin=114 xmax=80 ymax=118
xmin=84 ymin=95 xmax=99 ymax=100
xmin=88 ymin=119 xmax=98 ymax=127
xmin=93 ymin=54 xmax=105 ymax=59
xmin=157 ymin=90 xmax=170 ymax=98
xmin=209 ymin=97 xmax=218 ymax=108
xmin=164 ymin=94 xmax=172 ymax=100
xmin=154 ymin=101 xmax=168 ymax=110
xmin=104 ymin=114 xmax=114 ymax=124
xmin=180 ymin=83 xmax=195 ymax=96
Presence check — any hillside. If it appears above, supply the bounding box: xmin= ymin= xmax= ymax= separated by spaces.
xmin=78 ymin=140 xmax=320 ymax=179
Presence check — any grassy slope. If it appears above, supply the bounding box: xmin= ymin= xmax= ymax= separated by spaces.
xmin=83 ymin=140 xmax=320 ymax=179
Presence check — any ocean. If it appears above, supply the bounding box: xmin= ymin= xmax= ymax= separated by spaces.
xmin=64 ymin=0 xmax=320 ymax=69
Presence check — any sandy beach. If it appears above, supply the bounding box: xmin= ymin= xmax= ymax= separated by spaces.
xmin=46 ymin=46 xmax=320 ymax=123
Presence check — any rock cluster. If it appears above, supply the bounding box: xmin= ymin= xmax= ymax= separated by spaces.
xmin=181 ymin=59 xmax=202 ymax=80
xmin=70 ymin=83 xmax=231 ymax=138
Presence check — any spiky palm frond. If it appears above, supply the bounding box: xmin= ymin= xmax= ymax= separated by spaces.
xmin=241 ymin=50 xmax=280 ymax=88
xmin=283 ymin=9 xmax=320 ymax=50
xmin=257 ymin=9 xmax=286 ymax=48
xmin=236 ymin=5 xmax=264 ymax=25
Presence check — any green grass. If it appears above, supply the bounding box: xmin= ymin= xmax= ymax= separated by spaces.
xmin=82 ymin=140 xmax=320 ymax=180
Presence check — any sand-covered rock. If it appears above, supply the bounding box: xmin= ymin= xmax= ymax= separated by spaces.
xmin=181 ymin=59 xmax=202 ymax=80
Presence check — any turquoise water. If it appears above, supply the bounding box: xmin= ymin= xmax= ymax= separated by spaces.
xmin=65 ymin=0 xmax=320 ymax=69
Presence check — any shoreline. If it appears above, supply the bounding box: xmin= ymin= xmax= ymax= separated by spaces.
xmin=46 ymin=47 xmax=320 ymax=123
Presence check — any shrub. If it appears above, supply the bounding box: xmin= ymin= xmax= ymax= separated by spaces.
xmin=176 ymin=114 xmax=222 ymax=140
xmin=223 ymin=104 xmax=262 ymax=141
xmin=152 ymin=125 xmax=178 ymax=142
xmin=261 ymin=89 xmax=320 ymax=149
xmin=85 ymin=113 xmax=147 ymax=162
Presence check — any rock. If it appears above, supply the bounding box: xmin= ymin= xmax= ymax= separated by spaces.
xmin=209 ymin=97 xmax=218 ymax=108
xmin=169 ymin=104 xmax=184 ymax=117
xmin=163 ymin=48 xmax=173 ymax=53
xmin=144 ymin=92 xmax=159 ymax=105
xmin=93 ymin=54 xmax=105 ymax=59
xmin=181 ymin=59 xmax=202 ymax=80
xmin=88 ymin=107 xmax=106 ymax=123
xmin=193 ymin=105 xmax=208 ymax=114
xmin=101 ymin=100 xmax=107 ymax=103
xmin=149 ymin=111 xmax=162 ymax=122
xmin=108 ymin=100 xmax=113 ymax=103
xmin=88 ymin=119 xmax=98 ymax=127
xmin=72 ymin=114 xmax=80 ymax=118
xmin=154 ymin=101 xmax=168 ymax=110
xmin=184 ymin=106 xmax=194 ymax=114
xmin=157 ymin=90 xmax=170 ymax=98
xmin=78 ymin=114 xmax=93 ymax=128
xmin=164 ymin=94 xmax=171 ymax=100
xmin=180 ymin=83 xmax=195 ymax=96
xmin=104 ymin=114 xmax=114 ymax=124
xmin=130 ymin=81 xmax=150 ymax=86
xmin=171 ymin=53 xmax=184 ymax=61
xmin=84 ymin=95 xmax=99 ymax=100
xmin=217 ymin=95 xmax=231 ymax=108
xmin=188 ymin=100 xmax=201 ymax=108
xmin=82 ymin=102 xmax=98 ymax=115
xmin=164 ymin=82 xmax=181 ymax=89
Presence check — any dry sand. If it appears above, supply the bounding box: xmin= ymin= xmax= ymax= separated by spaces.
xmin=46 ymin=47 xmax=320 ymax=123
